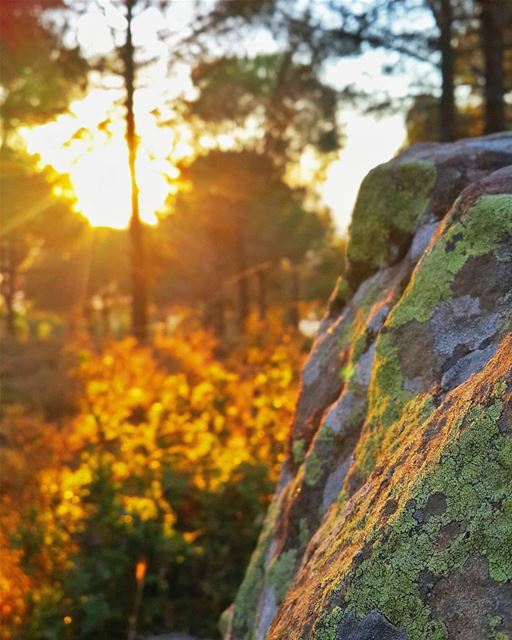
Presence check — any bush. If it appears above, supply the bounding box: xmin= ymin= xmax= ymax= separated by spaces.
xmin=3 ymin=327 xmax=303 ymax=639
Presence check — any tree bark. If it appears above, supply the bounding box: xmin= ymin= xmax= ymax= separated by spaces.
xmin=289 ymin=263 xmax=300 ymax=330
xmin=124 ymin=0 xmax=149 ymax=342
xmin=235 ymin=226 xmax=249 ymax=333
xmin=1 ymin=234 xmax=19 ymax=337
xmin=212 ymin=293 xmax=225 ymax=338
xmin=202 ymin=287 xmax=225 ymax=338
xmin=479 ymin=0 xmax=506 ymax=133
xmin=101 ymin=293 xmax=111 ymax=339
xmin=237 ymin=273 xmax=249 ymax=333
xmin=256 ymin=268 xmax=267 ymax=322
xmin=437 ymin=0 xmax=457 ymax=141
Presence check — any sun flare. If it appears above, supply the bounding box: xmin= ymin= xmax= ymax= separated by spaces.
xmin=21 ymin=92 xmax=177 ymax=229
xmin=70 ymin=138 xmax=169 ymax=228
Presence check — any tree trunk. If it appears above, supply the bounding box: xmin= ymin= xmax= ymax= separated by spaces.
xmin=236 ymin=230 xmax=249 ymax=333
xmin=101 ymin=293 xmax=111 ymax=339
xmin=212 ymin=293 xmax=225 ymax=338
xmin=202 ymin=286 xmax=225 ymax=338
xmin=237 ymin=274 xmax=249 ymax=333
xmin=1 ymin=234 xmax=19 ymax=337
xmin=124 ymin=0 xmax=149 ymax=342
xmin=437 ymin=0 xmax=457 ymax=141
xmin=256 ymin=268 xmax=267 ymax=322
xmin=479 ymin=0 xmax=506 ymax=133
xmin=289 ymin=263 xmax=300 ymax=330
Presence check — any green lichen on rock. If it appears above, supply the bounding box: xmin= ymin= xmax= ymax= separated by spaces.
xmin=316 ymin=423 xmax=336 ymax=445
xmin=493 ymin=379 xmax=508 ymax=399
xmin=367 ymin=332 xmax=413 ymax=427
xmin=341 ymin=362 xmax=355 ymax=382
xmin=348 ymin=160 xmax=436 ymax=274
xmin=232 ymin=554 xmax=263 ymax=640
xmin=219 ymin=606 xmax=233 ymax=638
xmin=292 ymin=438 xmax=306 ymax=465
xmin=371 ymin=333 xmax=408 ymax=408
xmin=267 ymin=549 xmax=298 ymax=604
xmin=337 ymin=277 xmax=383 ymax=352
xmin=356 ymin=391 xmax=435 ymax=479
xmin=298 ymin=518 xmax=310 ymax=550
xmin=391 ymin=194 xmax=512 ymax=327
xmin=488 ymin=613 xmax=510 ymax=640
xmin=312 ymin=606 xmax=343 ymax=640
xmin=232 ymin=494 xmax=282 ymax=639
xmin=300 ymin=426 xmax=336 ymax=492
xmin=335 ymin=276 xmax=353 ymax=305
xmin=304 ymin=452 xmax=323 ymax=487
xmin=344 ymin=397 xmax=512 ymax=639
xmin=337 ymin=321 xmax=354 ymax=350
xmin=352 ymin=333 xmax=368 ymax=363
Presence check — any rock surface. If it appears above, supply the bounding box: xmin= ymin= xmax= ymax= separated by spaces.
xmin=226 ymin=133 xmax=512 ymax=640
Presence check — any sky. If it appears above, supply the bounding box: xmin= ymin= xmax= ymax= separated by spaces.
xmin=21 ymin=0 xmax=427 ymax=235
xmin=324 ymin=112 xmax=405 ymax=232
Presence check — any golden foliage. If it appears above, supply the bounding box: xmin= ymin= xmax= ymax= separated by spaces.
xmin=0 ymin=325 xmax=303 ymax=637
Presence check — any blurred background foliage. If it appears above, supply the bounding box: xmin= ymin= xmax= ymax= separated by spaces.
xmin=1 ymin=324 xmax=305 ymax=638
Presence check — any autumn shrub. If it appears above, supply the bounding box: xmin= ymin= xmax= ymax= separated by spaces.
xmin=2 ymin=325 xmax=303 ymax=639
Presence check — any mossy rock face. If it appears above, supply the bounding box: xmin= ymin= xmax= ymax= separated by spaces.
xmin=344 ymin=134 xmax=512 ymax=291
xmin=347 ymin=160 xmax=436 ymax=284
xmin=226 ymin=134 xmax=512 ymax=640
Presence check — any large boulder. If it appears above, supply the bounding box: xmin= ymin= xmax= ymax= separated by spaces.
xmin=226 ymin=133 xmax=512 ymax=640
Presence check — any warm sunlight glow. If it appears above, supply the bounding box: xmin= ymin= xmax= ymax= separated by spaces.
xmin=22 ymin=91 xmax=177 ymax=228
xmin=324 ymin=112 xmax=405 ymax=234
xmin=70 ymin=139 xmax=168 ymax=228
xmin=23 ymin=99 xmax=405 ymax=231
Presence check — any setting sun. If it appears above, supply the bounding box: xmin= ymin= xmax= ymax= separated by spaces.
xmin=22 ymin=94 xmax=405 ymax=232
xmin=70 ymin=138 xmax=168 ymax=228
xmin=21 ymin=91 xmax=176 ymax=228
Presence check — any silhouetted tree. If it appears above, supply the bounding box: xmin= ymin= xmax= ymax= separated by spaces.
xmin=428 ymin=0 xmax=457 ymax=140
xmin=123 ymin=0 xmax=148 ymax=342
xmin=70 ymin=0 xmax=176 ymax=341
xmin=478 ymin=0 xmax=508 ymax=133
